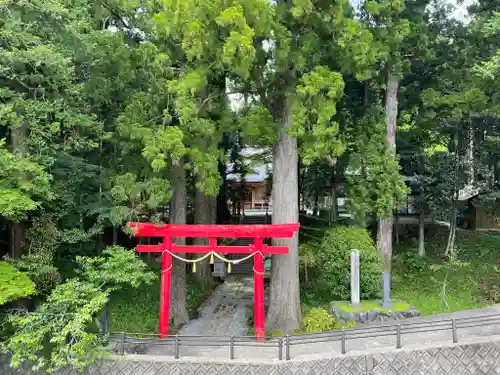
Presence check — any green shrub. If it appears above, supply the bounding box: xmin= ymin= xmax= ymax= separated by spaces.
xmin=0 ymin=261 xmax=36 ymax=305
xmin=11 ymin=253 xmax=61 ymax=296
xmin=394 ymin=251 xmax=427 ymax=274
xmin=316 ymin=226 xmax=382 ymax=300
xmin=302 ymin=307 xmax=335 ymax=333
xmin=268 ymin=329 xmax=286 ymax=337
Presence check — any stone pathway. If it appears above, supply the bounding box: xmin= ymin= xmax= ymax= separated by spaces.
xmin=179 ymin=277 xmax=253 ymax=337
xmin=146 ymin=277 xmax=255 ymax=356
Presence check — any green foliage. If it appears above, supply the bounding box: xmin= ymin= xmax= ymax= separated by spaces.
xmin=8 ymin=216 xmax=61 ymax=295
xmin=0 ymin=261 xmax=36 ymax=305
xmin=333 ymin=300 xmax=411 ymax=312
xmin=421 ymin=151 xmax=466 ymax=221
xmin=346 ymin=108 xmax=407 ymax=223
xmin=301 ymin=307 xmax=335 ymax=333
xmin=9 ymin=254 xmax=61 ymax=296
xmin=109 ymin=173 xmax=172 ymax=226
xmin=108 ymin=274 xmax=206 ymax=333
xmin=108 ymin=269 xmax=161 ymax=334
xmin=295 ymin=67 xmax=346 ymax=164
xmin=76 ymin=246 xmax=157 ymax=291
xmin=4 ymin=247 xmax=156 ymax=373
xmin=6 ymin=280 xmax=109 ymax=373
xmin=299 ymin=242 xmax=319 ymax=268
xmin=391 ymin=231 xmax=500 ymax=315
xmin=267 ymin=329 xmax=286 ymax=337
xmin=473 ymin=13 xmax=500 ymax=79
xmin=316 ymin=227 xmax=382 ymax=300
xmin=0 ymin=141 xmax=53 ymax=220
xmin=482 ymin=281 xmax=500 ymax=304
xmin=394 ymin=251 xmax=428 ymax=275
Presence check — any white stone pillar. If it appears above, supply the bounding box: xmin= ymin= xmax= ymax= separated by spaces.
xmin=350 ymin=250 xmax=360 ymax=306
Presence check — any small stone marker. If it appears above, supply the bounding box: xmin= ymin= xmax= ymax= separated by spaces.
xmin=350 ymin=250 xmax=360 ymax=306
xmin=214 ymin=259 xmax=226 ymax=277
xmin=382 ymin=271 xmax=392 ymax=308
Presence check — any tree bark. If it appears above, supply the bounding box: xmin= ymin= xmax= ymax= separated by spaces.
xmin=297 ymin=156 xmax=302 ymax=212
xmin=376 ymin=70 xmax=399 ymax=273
xmin=266 ymin=97 xmax=302 ymax=333
xmin=216 ymin=159 xmax=231 ymax=224
xmin=418 ymin=187 xmax=425 ymax=256
xmin=112 ymin=226 xmax=118 ymax=245
xmin=194 ymin=176 xmax=216 ymax=291
xmin=329 ymin=184 xmax=336 ymax=227
xmin=418 ymin=209 xmax=425 ymax=256
xmin=9 ymin=223 xmax=24 ymax=259
xmin=445 ymin=210 xmax=457 ymax=257
xmin=395 ymin=212 xmax=400 ymax=245
xmin=170 ymin=159 xmax=189 ymax=326
xmin=445 ymin=135 xmax=460 ymax=257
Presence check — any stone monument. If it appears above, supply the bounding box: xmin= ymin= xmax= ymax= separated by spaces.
xmin=382 ymin=271 xmax=392 ymax=308
xmin=350 ymin=250 xmax=361 ymax=307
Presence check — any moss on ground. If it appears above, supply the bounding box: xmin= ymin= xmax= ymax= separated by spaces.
xmin=333 ymin=300 xmax=412 ymax=312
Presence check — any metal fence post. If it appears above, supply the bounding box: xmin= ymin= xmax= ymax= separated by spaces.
xmin=174 ymin=334 xmax=180 ymax=359
xmin=278 ymin=337 xmax=283 ymax=360
xmin=396 ymin=325 xmax=402 ymax=349
xmin=230 ymin=336 xmax=235 ymax=360
xmin=285 ymin=334 xmax=291 ymax=360
xmin=341 ymin=332 xmax=346 ymax=354
xmin=120 ymin=332 xmax=125 ymax=355
xmin=452 ymin=319 xmax=458 ymax=343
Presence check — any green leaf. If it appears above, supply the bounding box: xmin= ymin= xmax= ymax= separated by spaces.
xmin=0 ymin=261 xmax=36 ymax=305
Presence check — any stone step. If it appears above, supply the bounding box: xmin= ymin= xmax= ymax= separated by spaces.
xmin=241 ymin=217 xmax=268 ymax=224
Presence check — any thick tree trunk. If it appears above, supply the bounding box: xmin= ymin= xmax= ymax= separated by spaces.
xmin=266 ymin=98 xmax=302 ymax=333
xmin=194 ymin=176 xmax=216 ymax=291
xmin=376 ymin=71 xmax=399 ymax=273
xmin=170 ymin=160 xmax=189 ymax=326
xmin=297 ymin=156 xmax=302 ymax=212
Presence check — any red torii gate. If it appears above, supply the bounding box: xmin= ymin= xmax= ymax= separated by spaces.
xmin=129 ymin=222 xmax=300 ymax=340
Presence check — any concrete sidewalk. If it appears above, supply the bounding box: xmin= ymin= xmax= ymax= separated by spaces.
xmin=141 ymin=305 xmax=500 ymax=361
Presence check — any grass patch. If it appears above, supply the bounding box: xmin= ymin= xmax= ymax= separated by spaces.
xmin=108 ymin=273 xmax=209 ymax=333
xmin=333 ymin=300 xmax=412 ymax=313
xmin=247 ymin=303 xmax=356 ymax=337
xmin=391 ymin=231 xmax=500 ymax=315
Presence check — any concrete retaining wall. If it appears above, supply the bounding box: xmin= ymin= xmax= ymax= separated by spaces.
xmin=2 ymin=338 xmax=500 ymax=375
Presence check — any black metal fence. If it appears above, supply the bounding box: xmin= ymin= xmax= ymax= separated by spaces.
xmin=110 ymin=312 xmax=500 ymax=360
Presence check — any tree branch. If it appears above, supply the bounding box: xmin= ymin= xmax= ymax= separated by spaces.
xmin=100 ymin=1 xmax=132 ymax=30
xmin=197 ymin=90 xmax=258 ymax=113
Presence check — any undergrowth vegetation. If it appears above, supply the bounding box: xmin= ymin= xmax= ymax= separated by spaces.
xmin=300 ymin=226 xmax=382 ymax=308
xmin=301 ymin=225 xmax=500 ymax=319
xmin=392 ymin=230 xmax=500 ymax=315
xmin=107 ymin=264 xmax=207 ymax=333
